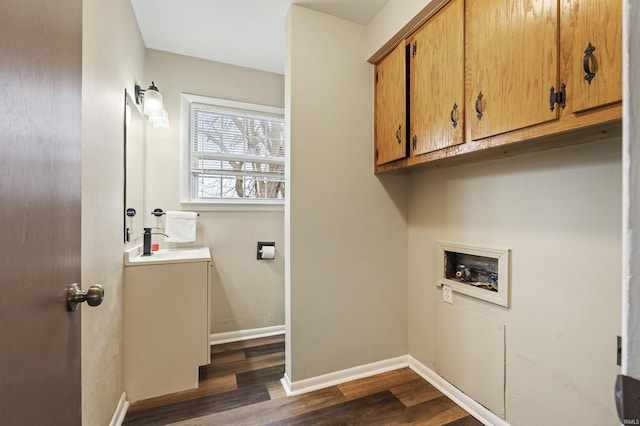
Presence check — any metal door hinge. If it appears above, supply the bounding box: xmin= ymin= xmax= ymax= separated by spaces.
xmin=412 ymin=41 xmax=417 ymax=58
xmin=549 ymin=84 xmax=566 ymax=111
xmin=375 ymin=72 xmax=379 ymax=84
xmin=412 ymin=135 xmax=417 ymax=150
xmin=375 ymin=148 xmax=379 ymax=160
xmin=618 ymin=336 xmax=622 ymax=366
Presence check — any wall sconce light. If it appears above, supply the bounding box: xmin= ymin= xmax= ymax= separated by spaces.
xmin=135 ymin=81 xmax=169 ymax=128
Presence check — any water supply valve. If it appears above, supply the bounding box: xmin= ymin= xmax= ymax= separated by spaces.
xmin=487 ymin=273 xmax=499 ymax=290
xmin=455 ymin=264 xmax=470 ymax=281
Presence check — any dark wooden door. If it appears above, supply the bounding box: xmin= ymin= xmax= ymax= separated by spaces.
xmin=0 ymin=0 xmax=83 ymax=423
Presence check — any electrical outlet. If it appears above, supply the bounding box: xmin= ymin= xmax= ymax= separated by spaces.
xmin=443 ymin=285 xmax=453 ymax=304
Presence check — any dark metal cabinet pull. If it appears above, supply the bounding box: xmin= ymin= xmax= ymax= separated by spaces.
xmin=450 ymin=103 xmax=458 ymax=128
xmin=475 ymin=92 xmax=483 ymax=120
xmin=395 ymin=124 xmax=402 ymax=143
xmin=583 ymin=42 xmax=596 ymax=84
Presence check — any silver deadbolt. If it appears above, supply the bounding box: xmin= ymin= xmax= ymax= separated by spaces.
xmin=66 ymin=283 xmax=104 ymax=311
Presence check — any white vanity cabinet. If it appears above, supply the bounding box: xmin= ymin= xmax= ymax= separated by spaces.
xmin=123 ymin=247 xmax=211 ymax=402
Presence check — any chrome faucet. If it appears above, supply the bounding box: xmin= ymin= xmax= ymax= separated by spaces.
xmin=142 ymin=227 xmax=169 ymax=256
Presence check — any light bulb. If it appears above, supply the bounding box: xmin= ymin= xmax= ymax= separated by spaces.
xmin=143 ymin=88 xmax=164 ymax=117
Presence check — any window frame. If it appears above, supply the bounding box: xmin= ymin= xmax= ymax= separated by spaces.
xmin=180 ymin=93 xmax=285 ymax=211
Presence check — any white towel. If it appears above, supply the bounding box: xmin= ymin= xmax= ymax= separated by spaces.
xmin=165 ymin=211 xmax=197 ymax=242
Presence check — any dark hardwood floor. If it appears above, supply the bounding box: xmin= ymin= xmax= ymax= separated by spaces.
xmin=123 ymin=335 xmax=482 ymax=425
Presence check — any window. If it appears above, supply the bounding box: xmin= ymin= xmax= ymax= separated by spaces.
xmin=181 ymin=94 xmax=285 ymax=207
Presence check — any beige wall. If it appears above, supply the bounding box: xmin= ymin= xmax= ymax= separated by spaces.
xmin=81 ymin=0 xmax=145 ymax=423
xmin=366 ymin=0 xmax=433 ymax=58
xmin=408 ymin=140 xmax=622 ymax=424
xmin=286 ymin=5 xmax=409 ymax=382
xmin=143 ymin=50 xmax=285 ymax=334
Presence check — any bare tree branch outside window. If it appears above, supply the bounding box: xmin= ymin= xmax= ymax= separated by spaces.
xmin=190 ymin=103 xmax=285 ymax=201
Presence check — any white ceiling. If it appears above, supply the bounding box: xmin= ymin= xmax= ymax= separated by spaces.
xmin=130 ymin=0 xmax=388 ymax=75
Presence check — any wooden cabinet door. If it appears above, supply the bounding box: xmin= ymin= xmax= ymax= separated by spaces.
xmin=565 ymin=0 xmax=622 ymax=113
xmin=466 ymin=0 xmax=559 ymax=141
xmin=410 ymin=0 xmax=464 ymax=155
xmin=375 ymin=42 xmax=406 ymax=165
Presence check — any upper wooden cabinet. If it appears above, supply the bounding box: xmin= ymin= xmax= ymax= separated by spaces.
xmin=564 ymin=0 xmax=622 ymax=113
xmin=375 ymin=41 xmax=407 ymax=166
xmin=466 ymin=0 xmax=559 ymax=141
xmin=409 ymin=0 xmax=464 ymax=155
xmin=372 ymin=0 xmax=622 ymax=173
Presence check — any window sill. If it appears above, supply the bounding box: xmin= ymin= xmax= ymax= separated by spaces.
xmin=180 ymin=200 xmax=284 ymax=212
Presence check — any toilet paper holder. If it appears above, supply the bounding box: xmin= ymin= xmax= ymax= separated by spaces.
xmin=257 ymin=242 xmax=276 ymax=260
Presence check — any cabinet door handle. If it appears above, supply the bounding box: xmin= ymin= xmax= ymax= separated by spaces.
xmin=450 ymin=103 xmax=458 ymax=128
xmin=475 ymin=92 xmax=483 ymax=120
xmin=395 ymin=124 xmax=402 ymax=143
xmin=583 ymin=42 xmax=596 ymax=84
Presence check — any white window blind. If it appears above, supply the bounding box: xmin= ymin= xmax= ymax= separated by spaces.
xmin=188 ymin=100 xmax=285 ymax=202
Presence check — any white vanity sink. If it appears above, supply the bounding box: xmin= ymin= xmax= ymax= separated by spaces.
xmin=123 ymin=245 xmax=211 ymax=401
xmin=124 ymin=246 xmax=211 ymax=266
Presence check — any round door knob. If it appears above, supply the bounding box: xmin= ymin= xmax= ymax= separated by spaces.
xmin=66 ymin=283 xmax=105 ymax=311
xmin=85 ymin=285 xmax=104 ymax=307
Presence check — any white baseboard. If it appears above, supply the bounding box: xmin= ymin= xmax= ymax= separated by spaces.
xmin=281 ymin=356 xmax=409 ymax=397
xmin=408 ymin=356 xmax=509 ymax=426
xmin=280 ymin=355 xmax=507 ymax=426
xmin=206 ymin=326 xmax=508 ymax=425
xmin=281 ymin=372 xmax=293 ymax=396
xmin=108 ymin=392 xmax=129 ymax=426
xmin=210 ymin=324 xmax=285 ymax=345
